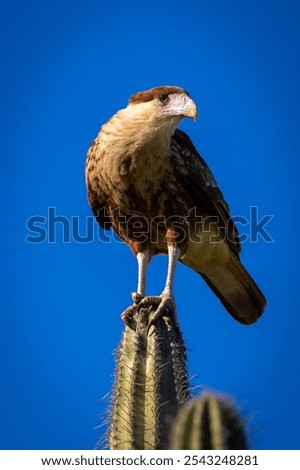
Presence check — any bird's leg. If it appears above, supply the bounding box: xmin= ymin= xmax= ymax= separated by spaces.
xmin=138 ymin=244 xmax=180 ymax=328
xmin=121 ymin=250 xmax=149 ymax=326
xmin=162 ymin=245 xmax=180 ymax=298
xmin=131 ymin=251 xmax=149 ymax=303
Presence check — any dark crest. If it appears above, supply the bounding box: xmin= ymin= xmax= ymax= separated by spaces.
xmin=129 ymin=86 xmax=189 ymax=104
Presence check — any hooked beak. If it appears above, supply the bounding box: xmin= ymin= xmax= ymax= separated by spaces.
xmin=182 ymin=96 xmax=198 ymax=120
xmin=163 ymin=93 xmax=198 ymax=121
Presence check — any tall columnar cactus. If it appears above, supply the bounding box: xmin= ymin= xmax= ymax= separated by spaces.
xmin=109 ymin=305 xmax=189 ymax=450
xmin=169 ymin=393 xmax=247 ymax=450
xmin=107 ymin=305 xmax=248 ymax=450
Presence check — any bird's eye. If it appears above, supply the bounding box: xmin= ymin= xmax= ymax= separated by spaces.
xmin=158 ymin=94 xmax=170 ymax=104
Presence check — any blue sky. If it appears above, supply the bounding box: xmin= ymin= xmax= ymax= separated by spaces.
xmin=1 ymin=0 xmax=300 ymax=450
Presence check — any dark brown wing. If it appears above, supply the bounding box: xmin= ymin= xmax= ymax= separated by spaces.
xmin=171 ymin=129 xmax=266 ymax=324
xmin=171 ymin=129 xmax=241 ymax=257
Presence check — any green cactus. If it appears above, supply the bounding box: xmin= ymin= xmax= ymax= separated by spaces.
xmin=107 ymin=304 xmax=248 ymax=450
xmin=109 ymin=305 xmax=189 ymax=450
xmin=169 ymin=393 xmax=247 ymax=450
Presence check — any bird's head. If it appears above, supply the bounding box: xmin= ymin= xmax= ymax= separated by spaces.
xmin=127 ymin=86 xmax=197 ymax=136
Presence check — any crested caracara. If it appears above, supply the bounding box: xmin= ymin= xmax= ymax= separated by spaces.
xmin=86 ymin=86 xmax=266 ymax=326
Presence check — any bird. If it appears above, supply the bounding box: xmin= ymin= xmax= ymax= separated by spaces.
xmin=85 ymin=85 xmax=266 ymax=326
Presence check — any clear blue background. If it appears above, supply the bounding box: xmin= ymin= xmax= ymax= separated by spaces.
xmin=1 ymin=0 xmax=299 ymax=450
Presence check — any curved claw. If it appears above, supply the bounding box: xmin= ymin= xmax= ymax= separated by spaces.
xmin=121 ymin=293 xmax=178 ymax=333
xmin=121 ymin=292 xmax=146 ymax=329
xmin=131 ymin=291 xmax=144 ymax=304
xmin=138 ymin=295 xmax=163 ymax=309
xmin=120 ymin=304 xmax=138 ymax=329
xmin=147 ymin=295 xmax=178 ymax=334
